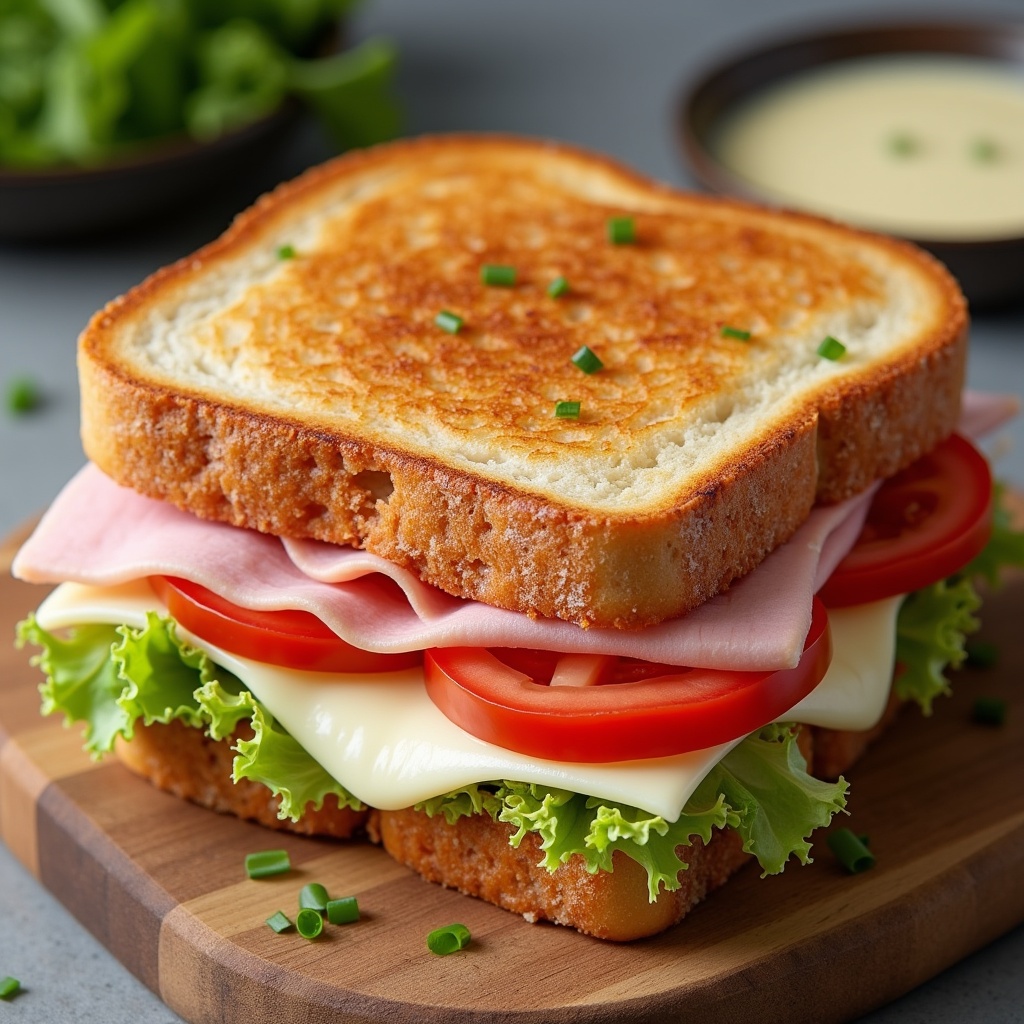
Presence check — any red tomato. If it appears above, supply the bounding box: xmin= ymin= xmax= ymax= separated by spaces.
xmin=423 ymin=599 xmax=832 ymax=762
xmin=149 ymin=576 xmax=421 ymax=673
xmin=819 ymin=434 xmax=992 ymax=608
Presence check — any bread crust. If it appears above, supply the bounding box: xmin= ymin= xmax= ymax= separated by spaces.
xmin=114 ymin=719 xmax=367 ymax=839
xmin=78 ymin=135 xmax=967 ymax=627
xmin=371 ymin=806 xmax=749 ymax=942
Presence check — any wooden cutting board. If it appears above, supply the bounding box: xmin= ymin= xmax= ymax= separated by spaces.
xmin=1 ymin=523 xmax=1022 ymax=1024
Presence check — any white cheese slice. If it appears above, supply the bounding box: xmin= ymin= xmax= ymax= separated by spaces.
xmin=781 ymin=595 xmax=902 ymax=730
xmin=34 ymin=581 xmax=901 ymax=822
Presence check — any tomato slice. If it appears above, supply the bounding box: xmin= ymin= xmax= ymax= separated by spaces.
xmin=819 ymin=434 xmax=993 ymax=608
xmin=423 ymin=598 xmax=832 ymax=762
xmin=149 ymin=576 xmax=421 ymax=673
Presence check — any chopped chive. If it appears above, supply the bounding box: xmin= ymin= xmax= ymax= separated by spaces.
xmin=266 ymin=911 xmax=293 ymax=934
xmin=277 ymin=244 xmax=297 ymax=260
xmin=7 ymin=377 xmax=40 ymax=414
xmin=887 ymin=132 xmax=918 ymax=157
xmin=970 ymin=138 xmax=999 ymax=163
xmin=326 ymin=896 xmax=360 ymax=925
xmin=435 ymin=310 xmax=464 ymax=334
xmin=972 ymin=696 xmax=1007 ymax=726
xmin=965 ymin=639 xmax=999 ymax=669
xmin=0 ymin=977 xmax=20 ymax=1000
xmin=571 ymin=345 xmax=604 ymax=374
xmin=858 ymin=834 xmax=871 ymax=847
xmin=244 ymin=849 xmax=290 ymax=879
xmin=607 ymin=216 xmax=636 ymax=245
xmin=296 ymin=907 xmax=324 ymax=939
xmin=555 ymin=401 xmax=581 ymax=419
xmin=827 ymin=827 xmax=876 ymax=873
xmin=547 ymin=275 xmax=570 ymax=298
xmin=817 ymin=336 xmax=846 ymax=361
xmin=426 ymin=923 xmax=471 ymax=955
xmin=720 ymin=325 xmax=751 ymax=341
xmin=299 ymin=882 xmax=330 ymax=912
xmin=481 ymin=264 xmax=516 ymax=287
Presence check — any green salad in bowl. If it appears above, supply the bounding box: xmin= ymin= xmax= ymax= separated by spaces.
xmin=0 ymin=0 xmax=400 ymax=236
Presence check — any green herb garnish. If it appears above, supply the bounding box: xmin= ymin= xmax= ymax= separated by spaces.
xmin=426 ymin=923 xmax=471 ymax=955
xmin=7 ymin=377 xmax=40 ymax=414
xmin=607 ymin=216 xmax=635 ymax=245
xmin=296 ymin=907 xmax=324 ymax=939
xmin=481 ymin=264 xmax=516 ymax=287
xmin=887 ymin=132 xmax=919 ymax=157
xmin=964 ymin=639 xmax=999 ymax=669
xmin=970 ymin=138 xmax=999 ymax=163
xmin=299 ymin=882 xmax=330 ymax=912
xmin=817 ymin=336 xmax=846 ymax=361
xmin=554 ymin=401 xmax=581 ymax=419
xmin=326 ymin=896 xmax=360 ymax=925
xmin=547 ymin=275 xmax=570 ymax=298
xmin=265 ymin=911 xmax=293 ymax=934
xmin=571 ymin=345 xmax=603 ymax=374
xmin=435 ymin=310 xmax=464 ymax=334
xmin=972 ymin=696 xmax=1007 ymax=726
xmin=0 ymin=977 xmax=20 ymax=1000
xmin=826 ymin=827 xmax=875 ymax=873
xmin=244 ymin=850 xmax=291 ymax=879
xmin=720 ymin=325 xmax=751 ymax=341
xmin=277 ymin=244 xmax=296 ymax=260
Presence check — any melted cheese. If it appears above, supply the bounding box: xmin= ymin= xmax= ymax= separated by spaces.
xmin=35 ymin=581 xmax=901 ymax=821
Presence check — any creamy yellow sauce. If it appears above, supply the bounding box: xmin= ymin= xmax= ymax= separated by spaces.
xmin=715 ymin=56 xmax=1024 ymax=239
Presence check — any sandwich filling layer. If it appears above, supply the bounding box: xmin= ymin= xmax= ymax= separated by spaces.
xmin=30 ymin=579 xmax=900 ymax=820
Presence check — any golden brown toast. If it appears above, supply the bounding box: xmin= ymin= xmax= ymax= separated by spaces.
xmin=79 ymin=135 xmax=966 ymax=628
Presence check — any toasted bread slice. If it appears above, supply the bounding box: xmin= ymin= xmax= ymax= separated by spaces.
xmin=115 ymin=720 xmax=367 ymax=839
xmin=79 ymin=135 xmax=966 ymax=628
xmin=371 ymin=714 xmax=896 ymax=941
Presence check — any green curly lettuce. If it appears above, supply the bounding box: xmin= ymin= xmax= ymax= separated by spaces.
xmin=196 ymin=679 xmax=363 ymax=819
xmin=18 ymin=612 xmax=360 ymax=819
xmin=894 ymin=577 xmax=981 ymax=713
xmin=17 ymin=611 xmax=232 ymax=755
xmin=966 ymin=482 xmax=1024 ymax=588
xmin=893 ymin=484 xmax=1024 ymax=713
xmin=417 ymin=725 xmax=847 ymax=901
xmin=693 ymin=722 xmax=848 ymax=875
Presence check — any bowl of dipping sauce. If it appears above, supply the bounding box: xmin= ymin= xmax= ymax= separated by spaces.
xmin=679 ymin=20 xmax=1024 ymax=306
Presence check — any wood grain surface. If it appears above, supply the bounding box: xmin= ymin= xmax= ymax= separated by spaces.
xmin=1 ymin=523 xmax=1023 ymax=1024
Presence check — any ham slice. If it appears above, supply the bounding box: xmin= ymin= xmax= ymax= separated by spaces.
xmin=13 ymin=391 xmax=1016 ymax=672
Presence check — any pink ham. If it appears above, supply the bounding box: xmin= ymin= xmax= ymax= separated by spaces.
xmin=13 ymin=391 xmax=1016 ymax=671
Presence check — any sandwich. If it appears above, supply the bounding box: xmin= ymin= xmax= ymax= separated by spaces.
xmin=12 ymin=135 xmax=1016 ymax=941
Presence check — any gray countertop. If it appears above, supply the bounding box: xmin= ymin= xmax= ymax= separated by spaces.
xmin=1 ymin=0 xmax=1022 ymax=1021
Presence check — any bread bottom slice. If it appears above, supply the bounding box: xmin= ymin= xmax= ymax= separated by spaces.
xmin=115 ymin=719 xmax=368 ymax=839
xmin=112 ymin=700 xmax=905 ymax=939
xmin=370 ymin=806 xmax=749 ymax=941
xmin=371 ymin=704 xmax=906 ymax=941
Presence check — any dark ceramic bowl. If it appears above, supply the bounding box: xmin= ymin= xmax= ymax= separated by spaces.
xmin=678 ymin=19 xmax=1024 ymax=308
xmin=0 ymin=100 xmax=302 ymax=242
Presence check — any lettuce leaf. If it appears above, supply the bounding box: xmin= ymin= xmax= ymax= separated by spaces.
xmin=198 ymin=679 xmax=363 ymax=819
xmin=894 ymin=577 xmax=981 ymax=713
xmin=115 ymin=611 xmax=217 ymax=730
xmin=417 ymin=726 xmax=847 ymax=901
xmin=19 ymin=611 xmax=361 ymax=819
xmin=693 ymin=723 xmax=847 ymax=875
xmin=18 ymin=615 xmax=131 ymax=756
xmin=966 ymin=482 xmax=1024 ymax=588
